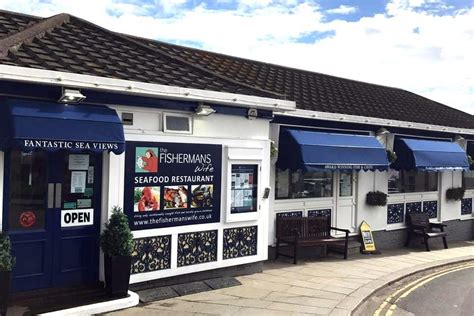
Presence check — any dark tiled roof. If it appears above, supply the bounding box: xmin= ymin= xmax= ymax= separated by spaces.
xmin=0 ymin=10 xmax=280 ymax=99
xmin=0 ymin=10 xmax=472 ymax=129
xmin=136 ymin=38 xmax=474 ymax=129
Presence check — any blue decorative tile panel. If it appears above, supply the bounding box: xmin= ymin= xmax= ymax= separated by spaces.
xmin=131 ymin=235 xmax=171 ymax=274
xmin=307 ymin=209 xmax=331 ymax=218
xmin=387 ymin=203 xmax=404 ymax=224
xmin=406 ymin=202 xmax=422 ymax=214
xmin=423 ymin=201 xmax=438 ymax=218
xmin=461 ymin=198 xmax=473 ymax=215
xmin=276 ymin=211 xmax=303 ymax=218
xmin=223 ymin=226 xmax=258 ymax=260
xmin=177 ymin=230 xmax=217 ymax=267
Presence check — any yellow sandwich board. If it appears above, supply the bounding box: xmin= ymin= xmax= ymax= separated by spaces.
xmin=360 ymin=221 xmax=376 ymax=253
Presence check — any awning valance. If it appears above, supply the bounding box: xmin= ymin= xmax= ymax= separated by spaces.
xmin=392 ymin=138 xmax=469 ymax=171
xmin=276 ymin=129 xmax=389 ymax=171
xmin=0 ymin=99 xmax=125 ymax=154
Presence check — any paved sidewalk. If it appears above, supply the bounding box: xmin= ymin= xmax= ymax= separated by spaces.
xmin=111 ymin=241 xmax=474 ymax=316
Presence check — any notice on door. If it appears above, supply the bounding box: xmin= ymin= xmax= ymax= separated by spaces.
xmin=68 ymin=154 xmax=90 ymax=170
xmin=61 ymin=209 xmax=93 ymax=227
xmin=71 ymin=171 xmax=86 ymax=193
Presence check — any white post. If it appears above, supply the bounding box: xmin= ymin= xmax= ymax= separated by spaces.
xmin=439 ymin=171 xmax=462 ymax=222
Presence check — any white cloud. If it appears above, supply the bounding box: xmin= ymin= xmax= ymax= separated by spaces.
xmin=0 ymin=0 xmax=472 ymax=115
xmin=326 ymin=5 xmax=357 ymax=15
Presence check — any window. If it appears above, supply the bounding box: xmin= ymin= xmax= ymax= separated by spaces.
xmin=388 ymin=169 xmax=438 ymax=193
xmin=231 ymin=164 xmax=258 ymax=214
xmin=463 ymin=171 xmax=474 ymax=190
xmin=9 ymin=151 xmax=48 ymax=231
xmin=62 ymin=154 xmax=96 ymax=210
xmin=276 ymin=169 xmax=333 ymax=199
xmin=163 ymin=113 xmax=192 ymax=134
xmin=339 ymin=172 xmax=353 ymax=197
xmin=121 ymin=112 xmax=133 ymax=125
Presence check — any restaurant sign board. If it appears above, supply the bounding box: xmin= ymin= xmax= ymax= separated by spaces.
xmin=124 ymin=141 xmax=222 ymax=230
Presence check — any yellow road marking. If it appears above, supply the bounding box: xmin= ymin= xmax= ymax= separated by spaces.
xmin=396 ymin=264 xmax=474 ymax=301
xmin=373 ymin=263 xmax=471 ymax=316
xmin=373 ymin=262 xmax=474 ymax=316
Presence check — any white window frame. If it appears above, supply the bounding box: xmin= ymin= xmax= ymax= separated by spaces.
xmin=163 ymin=112 xmax=193 ymax=134
xmin=225 ymin=159 xmax=262 ymax=223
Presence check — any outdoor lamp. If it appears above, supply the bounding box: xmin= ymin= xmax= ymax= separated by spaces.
xmin=195 ymin=104 xmax=216 ymax=116
xmin=59 ymin=88 xmax=86 ymax=103
xmin=377 ymin=127 xmax=390 ymax=135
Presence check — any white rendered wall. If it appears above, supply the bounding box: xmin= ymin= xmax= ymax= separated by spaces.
xmin=106 ymin=105 xmax=271 ymax=284
xmin=268 ymin=124 xmax=469 ymax=245
xmin=355 ymin=171 xmax=388 ymax=231
xmin=439 ymin=171 xmax=463 ymax=222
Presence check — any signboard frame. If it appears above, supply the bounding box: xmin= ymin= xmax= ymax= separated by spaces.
xmin=124 ymin=141 xmax=223 ymax=230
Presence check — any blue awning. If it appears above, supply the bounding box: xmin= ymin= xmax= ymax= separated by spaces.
xmin=277 ymin=129 xmax=389 ymax=171
xmin=392 ymin=138 xmax=469 ymax=171
xmin=0 ymin=99 xmax=125 ymax=154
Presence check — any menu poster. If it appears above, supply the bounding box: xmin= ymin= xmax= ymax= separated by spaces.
xmin=124 ymin=141 xmax=222 ymax=230
xmin=231 ymin=164 xmax=258 ymax=214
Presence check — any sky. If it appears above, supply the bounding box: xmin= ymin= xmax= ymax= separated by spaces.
xmin=1 ymin=0 xmax=473 ymax=115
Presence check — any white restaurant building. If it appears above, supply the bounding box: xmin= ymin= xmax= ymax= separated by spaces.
xmin=0 ymin=10 xmax=472 ymax=296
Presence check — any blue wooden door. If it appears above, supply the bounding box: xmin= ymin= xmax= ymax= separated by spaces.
xmin=5 ymin=150 xmax=101 ymax=292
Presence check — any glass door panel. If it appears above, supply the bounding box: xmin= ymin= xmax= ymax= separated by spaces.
xmin=9 ymin=151 xmax=48 ymax=231
xmin=62 ymin=154 xmax=96 ymax=210
xmin=339 ymin=172 xmax=353 ymax=197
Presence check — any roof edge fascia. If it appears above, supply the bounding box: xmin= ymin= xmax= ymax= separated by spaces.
xmin=281 ymin=109 xmax=474 ymax=136
xmin=0 ymin=65 xmax=296 ymax=112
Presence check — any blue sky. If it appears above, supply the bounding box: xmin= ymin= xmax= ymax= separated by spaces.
xmin=0 ymin=0 xmax=473 ymax=114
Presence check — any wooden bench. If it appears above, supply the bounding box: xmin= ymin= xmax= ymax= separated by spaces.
xmin=275 ymin=216 xmax=350 ymax=264
xmin=405 ymin=213 xmax=448 ymax=251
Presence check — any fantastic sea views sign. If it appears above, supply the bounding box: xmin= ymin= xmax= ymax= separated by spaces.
xmin=21 ymin=139 xmax=121 ymax=152
xmin=124 ymin=141 xmax=222 ymax=230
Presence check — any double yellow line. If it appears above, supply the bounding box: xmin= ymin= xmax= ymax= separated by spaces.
xmin=373 ymin=262 xmax=474 ymax=316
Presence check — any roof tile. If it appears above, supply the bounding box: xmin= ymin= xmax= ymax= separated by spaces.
xmin=0 ymin=9 xmax=472 ymax=129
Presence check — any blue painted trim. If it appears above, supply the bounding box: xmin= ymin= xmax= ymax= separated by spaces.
xmin=2 ymin=149 xmax=11 ymax=232
xmin=273 ymin=115 xmax=474 ymax=141
xmin=0 ymin=81 xmax=273 ymax=119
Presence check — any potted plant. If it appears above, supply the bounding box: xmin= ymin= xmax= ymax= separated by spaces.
xmin=446 ymin=187 xmax=465 ymax=201
xmin=366 ymin=191 xmax=388 ymax=206
xmin=386 ymin=150 xmax=397 ymax=164
xmin=0 ymin=233 xmax=15 ymax=315
xmin=100 ymin=207 xmax=134 ymax=298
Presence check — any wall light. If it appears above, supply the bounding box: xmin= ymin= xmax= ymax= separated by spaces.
xmin=59 ymin=88 xmax=86 ymax=103
xmin=247 ymin=108 xmax=258 ymax=120
xmin=195 ymin=104 xmax=216 ymax=116
xmin=377 ymin=127 xmax=391 ymax=135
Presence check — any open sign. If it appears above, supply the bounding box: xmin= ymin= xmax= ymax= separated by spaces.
xmin=61 ymin=209 xmax=93 ymax=227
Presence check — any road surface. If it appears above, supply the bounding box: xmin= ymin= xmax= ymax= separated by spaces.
xmin=355 ymin=261 xmax=474 ymax=316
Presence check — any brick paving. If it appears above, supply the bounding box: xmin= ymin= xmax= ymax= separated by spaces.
xmin=110 ymin=241 xmax=474 ymax=315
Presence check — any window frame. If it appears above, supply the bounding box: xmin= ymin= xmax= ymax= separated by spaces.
xmin=226 ymin=160 xmax=261 ymax=223
xmin=275 ymin=168 xmax=334 ymax=200
xmin=462 ymin=170 xmax=474 ymax=191
xmin=388 ymin=169 xmax=439 ymax=194
xmin=163 ymin=112 xmax=193 ymax=134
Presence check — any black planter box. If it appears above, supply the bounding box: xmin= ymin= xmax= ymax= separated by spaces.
xmin=104 ymin=256 xmax=131 ymax=298
xmin=0 ymin=271 xmax=10 ymax=315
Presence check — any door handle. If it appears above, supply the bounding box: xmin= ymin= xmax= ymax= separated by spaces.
xmin=55 ymin=183 xmax=62 ymax=209
xmin=48 ymin=183 xmax=55 ymax=208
